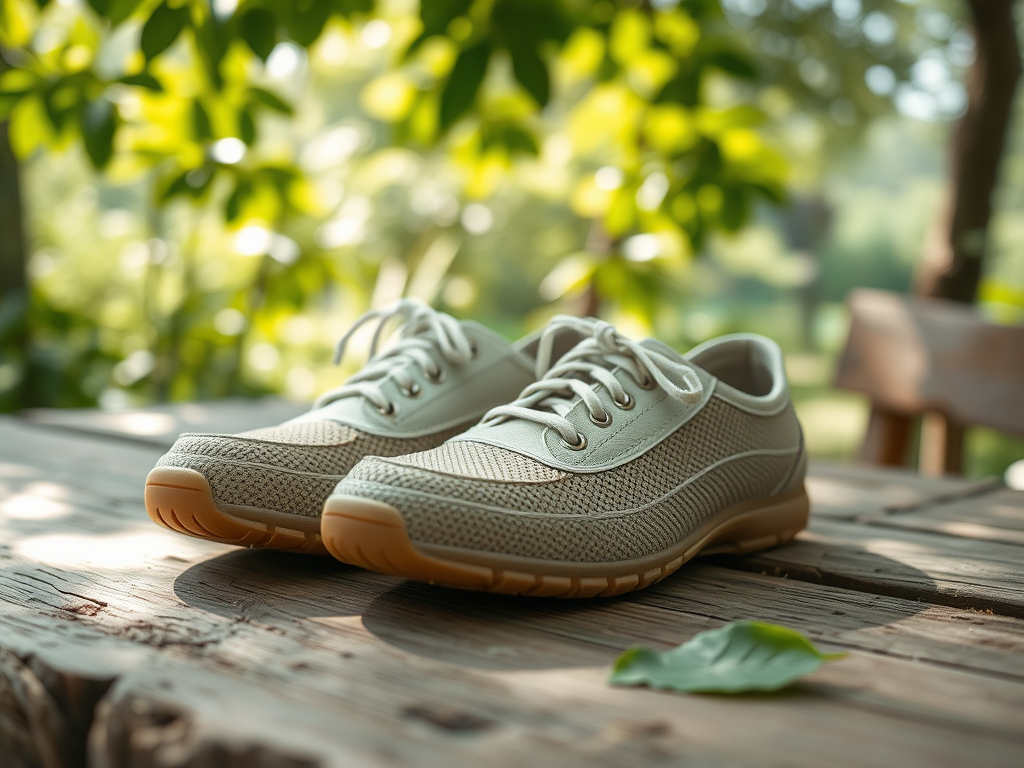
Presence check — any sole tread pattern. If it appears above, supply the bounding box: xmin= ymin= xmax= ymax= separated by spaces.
xmin=146 ymin=467 xmax=327 ymax=556
xmin=321 ymin=489 xmax=810 ymax=598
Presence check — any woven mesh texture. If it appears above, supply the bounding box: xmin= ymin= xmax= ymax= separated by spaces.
xmin=390 ymin=442 xmax=566 ymax=483
xmin=337 ymin=396 xmax=802 ymax=560
xmin=342 ymin=453 xmax=793 ymax=561
xmin=239 ymin=421 xmax=359 ymax=445
xmin=157 ymin=422 xmax=468 ymax=516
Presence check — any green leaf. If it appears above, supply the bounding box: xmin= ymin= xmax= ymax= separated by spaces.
xmin=191 ymin=99 xmax=212 ymax=140
xmin=81 ymin=96 xmax=117 ymax=169
xmin=287 ymin=0 xmax=331 ymax=47
xmin=140 ymin=2 xmax=189 ymax=62
xmin=508 ymin=42 xmax=549 ymax=106
xmin=193 ymin=13 xmax=228 ymax=88
xmin=248 ymin=86 xmax=293 ymax=115
xmin=406 ymin=0 xmax=472 ymax=58
xmin=224 ymin=176 xmax=254 ymax=222
xmin=117 ymin=73 xmax=163 ymax=91
xmin=104 ymin=0 xmax=145 ymax=26
xmin=609 ymin=622 xmax=846 ymax=694
xmin=438 ymin=40 xmax=491 ymax=131
xmin=240 ymin=7 xmax=277 ymax=62
xmin=238 ymin=104 xmax=256 ymax=145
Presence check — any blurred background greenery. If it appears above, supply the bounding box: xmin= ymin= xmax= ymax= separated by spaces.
xmin=1 ymin=0 xmax=1022 ymax=477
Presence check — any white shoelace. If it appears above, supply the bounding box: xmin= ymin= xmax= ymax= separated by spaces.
xmin=314 ymin=299 xmax=475 ymax=414
xmin=482 ymin=316 xmax=703 ymax=446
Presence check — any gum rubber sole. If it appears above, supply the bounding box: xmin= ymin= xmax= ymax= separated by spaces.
xmin=320 ymin=487 xmax=810 ymax=598
xmin=145 ymin=467 xmax=328 ymax=555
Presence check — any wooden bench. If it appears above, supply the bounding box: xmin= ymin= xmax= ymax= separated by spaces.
xmin=1 ymin=402 xmax=1022 ymax=767
xmin=836 ymin=288 xmax=1024 ymax=475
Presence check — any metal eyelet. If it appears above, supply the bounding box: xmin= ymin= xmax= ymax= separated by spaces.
xmin=638 ymin=375 xmax=657 ymax=391
xmin=561 ymin=433 xmax=588 ymax=451
xmin=400 ymin=383 xmax=421 ymax=398
xmin=426 ymin=368 xmax=446 ymax=384
xmin=614 ymin=393 xmax=635 ymax=410
xmin=589 ymin=409 xmax=612 ymax=427
xmin=377 ymin=402 xmax=396 ymax=416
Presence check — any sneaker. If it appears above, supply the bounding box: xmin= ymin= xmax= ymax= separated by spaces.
xmin=321 ymin=317 xmax=808 ymax=595
xmin=145 ymin=299 xmax=568 ymax=554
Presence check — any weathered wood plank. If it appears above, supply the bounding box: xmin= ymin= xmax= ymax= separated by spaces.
xmin=722 ymin=518 xmax=1024 ymax=617
xmin=862 ymin=487 xmax=1024 ymax=546
xmin=806 ymin=461 xmax=1000 ymax=519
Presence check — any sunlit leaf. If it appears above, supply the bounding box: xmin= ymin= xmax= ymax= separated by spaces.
xmin=610 ymin=622 xmax=846 ymax=694
xmin=249 ymin=86 xmax=293 ymax=115
xmin=439 ymin=40 xmax=491 ymax=131
xmin=81 ymin=96 xmax=117 ymax=168
xmin=241 ymin=7 xmax=277 ymax=62
xmin=140 ymin=1 xmax=189 ymax=62
xmin=225 ymin=176 xmax=254 ymax=222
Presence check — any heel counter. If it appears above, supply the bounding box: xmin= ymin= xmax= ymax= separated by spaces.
xmin=775 ymin=417 xmax=807 ymax=495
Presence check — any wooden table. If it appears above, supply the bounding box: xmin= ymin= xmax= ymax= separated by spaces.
xmin=2 ymin=402 xmax=1022 ymax=768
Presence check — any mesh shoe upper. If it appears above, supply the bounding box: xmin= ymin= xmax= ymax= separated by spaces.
xmin=156 ymin=422 xmax=469 ymax=518
xmin=336 ymin=396 xmax=802 ymax=561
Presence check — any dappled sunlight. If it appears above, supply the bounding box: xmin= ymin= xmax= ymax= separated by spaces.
xmin=15 ymin=531 xmax=209 ymax=570
xmin=0 ymin=491 xmax=71 ymax=521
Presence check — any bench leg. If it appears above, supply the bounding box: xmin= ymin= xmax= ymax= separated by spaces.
xmin=859 ymin=406 xmax=914 ymax=467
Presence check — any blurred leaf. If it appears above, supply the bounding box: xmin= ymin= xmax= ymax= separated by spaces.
xmin=439 ymin=40 xmax=491 ymax=131
xmin=117 ymin=73 xmax=163 ymax=91
xmin=287 ymin=0 xmax=331 ymax=47
xmin=140 ymin=1 xmax=189 ymax=62
xmin=241 ymin=7 xmax=277 ymax=62
xmin=225 ymin=176 xmax=254 ymax=222
xmin=249 ymin=86 xmax=293 ymax=115
xmin=406 ymin=0 xmax=472 ymax=58
xmin=193 ymin=12 xmax=228 ymax=88
xmin=8 ymin=94 xmax=51 ymax=158
xmin=610 ymin=622 xmax=846 ymax=694
xmin=81 ymin=96 xmax=117 ymax=168
xmin=0 ymin=0 xmax=37 ymax=46
xmin=103 ymin=0 xmax=145 ymax=26
xmin=239 ymin=104 xmax=256 ymax=145
xmin=192 ymin=99 xmax=212 ymax=140
xmin=508 ymin=42 xmax=549 ymax=106
xmin=705 ymin=46 xmax=757 ymax=80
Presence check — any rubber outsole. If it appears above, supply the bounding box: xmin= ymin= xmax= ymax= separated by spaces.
xmin=145 ymin=467 xmax=328 ymax=555
xmin=320 ymin=486 xmax=810 ymax=597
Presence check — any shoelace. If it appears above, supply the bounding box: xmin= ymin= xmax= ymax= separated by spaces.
xmin=314 ymin=298 xmax=475 ymax=414
xmin=481 ymin=316 xmax=703 ymax=447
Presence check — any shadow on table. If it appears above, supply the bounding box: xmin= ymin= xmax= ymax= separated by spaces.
xmin=173 ymin=548 xmax=399 ymax=620
xmin=359 ymin=546 xmax=940 ymax=672
xmin=173 ymin=540 xmax=939 ymax=672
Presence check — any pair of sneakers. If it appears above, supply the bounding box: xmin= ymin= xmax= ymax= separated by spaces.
xmin=146 ymin=300 xmax=808 ymax=598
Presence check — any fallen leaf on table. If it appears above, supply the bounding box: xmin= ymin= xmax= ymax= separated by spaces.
xmin=609 ymin=621 xmax=846 ymax=694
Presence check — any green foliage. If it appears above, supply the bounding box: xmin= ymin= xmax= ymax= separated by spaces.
xmin=609 ymin=621 xmax=846 ymax=694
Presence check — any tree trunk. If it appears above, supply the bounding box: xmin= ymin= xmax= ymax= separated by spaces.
xmin=914 ymin=0 xmax=1022 ymax=303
